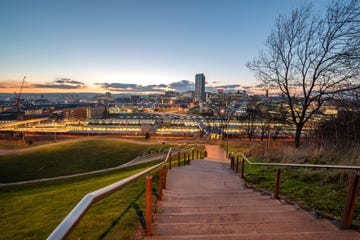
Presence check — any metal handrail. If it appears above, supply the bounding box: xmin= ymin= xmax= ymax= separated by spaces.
xmin=234 ymin=153 xmax=360 ymax=229
xmin=242 ymin=154 xmax=360 ymax=171
xmin=47 ymin=147 xmax=194 ymax=240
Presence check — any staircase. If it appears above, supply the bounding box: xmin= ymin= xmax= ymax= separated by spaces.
xmin=146 ymin=159 xmax=360 ymax=240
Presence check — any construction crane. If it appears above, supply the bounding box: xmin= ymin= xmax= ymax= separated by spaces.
xmin=15 ymin=76 xmax=26 ymax=120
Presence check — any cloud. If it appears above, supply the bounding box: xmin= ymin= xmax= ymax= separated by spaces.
xmin=205 ymin=84 xmax=243 ymax=93
xmin=169 ymin=80 xmax=194 ymax=89
xmin=0 ymin=85 xmax=6 ymax=88
xmin=215 ymin=84 xmax=242 ymax=89
xmin=95 ymin=80 xmax=247 ymax=93
xmin=95 ymin=83 xmax=139 ymax=91
xmin=96 ymin=80 xmax=195 ymax=93
xmin=54 ymin=78 xmax=85 ymax=85
xmin=96 ymin=82 xmax=162 ymax=93
xmin=31 ymin=84 xmax=83 ymax=89
xmin=31 ymin=78 xmax=86 ymax=89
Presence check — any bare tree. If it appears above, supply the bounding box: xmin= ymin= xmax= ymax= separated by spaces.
xmin=247 ymin=0 xmax=360 ymax=147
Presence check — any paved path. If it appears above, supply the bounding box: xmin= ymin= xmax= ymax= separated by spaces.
xmin=0 ymin=138 xmax=165 ymax=186
xmin=203 ymin=144 xmax=227 ymax=163
xmin=147 ymin=145 xmax=360 ymax=239
xmin=0 ymin=152 xmax=167 ymax=187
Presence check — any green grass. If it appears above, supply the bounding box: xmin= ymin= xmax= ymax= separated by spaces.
xmin=0 ymin=140 xmax=169 ymax=183
xmin=0 ymin=161 xmax=162 ymax=240
xmin=0 ymin=144 xmax=35 ymax=150
xmin=242 ymin=159 xmax=360 ymax=224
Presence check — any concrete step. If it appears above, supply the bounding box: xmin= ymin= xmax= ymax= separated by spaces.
xmin=146 ymin=230 xmax=360 ymax=240
xmin=158 ymin=204 xmax=294 ymax=213
xmin=163 ymin=189 xmax=255 ymax=197
xmin=162 ymin=191 xmax=262 ymax=199
xmin=154 ymin=210 xmax=315 ymax=224
xmin=149 ymin=157 xmax=360 ymax=239
xmin=157 ymin=197 xmax=283 ymax=207
xmin=152 ymin=220 xmax=338 ymax=236
xmin=162 ymin=194 xmax=268 ymax=201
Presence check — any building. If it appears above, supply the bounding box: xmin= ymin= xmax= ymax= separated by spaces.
xmin=62 ymin=106 xmax=105 ymax=120
xmin=195 ymin=73 xmax=206 ymax=101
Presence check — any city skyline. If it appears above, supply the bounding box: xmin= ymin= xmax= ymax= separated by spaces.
xmin=0 ymin=0 xmax=330 ymax=94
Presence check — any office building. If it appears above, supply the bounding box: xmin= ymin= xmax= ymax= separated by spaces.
xmin=195 ymin=73 xmax=206 ymax=101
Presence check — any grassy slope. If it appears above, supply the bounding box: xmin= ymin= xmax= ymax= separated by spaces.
xmin=225 ymin=140 xmax=360 ymax=225
xmin=0 ymin=161 xmax=161 ymax=240
xmin=0 ymin=140 xmax=167 ymax=182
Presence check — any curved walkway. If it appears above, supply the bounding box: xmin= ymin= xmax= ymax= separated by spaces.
xmin=0 ymin=138 xmax=165 ymax=187
xmin=0 ymin=151 xmax=167 ymax=187
xmin=0 ymin=137 xmax=162 ymax=156
xmin=204 ymin=144 xmax=227 ymax=163
xmin=0 ymin=137 xmax=161 ymax=156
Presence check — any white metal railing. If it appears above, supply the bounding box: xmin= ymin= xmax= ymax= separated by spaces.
xmin=234 ymin=154 xmax=360 ymax=229
xmin=241 ymin=154 xmax=360 ymax=171
xmin=47 ymin=147 xmax=194 ymax=240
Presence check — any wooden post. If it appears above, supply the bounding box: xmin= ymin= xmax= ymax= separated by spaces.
xmin=197 ymin=150 xmax=199 ymax=159
xmin=187 ymin=153 xmax=190 ymax=164
xmin=342 ymin=172 xmax=360 ymax=229
xmin=274 ymin=168 xmax=281 ymax=199
xmin=145 ymin=176 xmax=152 ymax=236
xmin=233 ymin=156 xmax=235 ymax=171
xmin=236 ymin=156 xmax=239 ymax=173
xmin=178 ymin=152 xmax=180 ymax=166
xmin=241 ymin=157 xmax=245 ymax=178
xmin=158 ymin=169 xmax=163 ymax=201
xmin=162 ymin=165 xmax=167 ymax=189
xmin=168 ymin=152 xmax=172 ymax=170
xmin=192 ymin=150 xmax=194 ymax=160
xmin=184 ymin=152 xmax=186 ymax=165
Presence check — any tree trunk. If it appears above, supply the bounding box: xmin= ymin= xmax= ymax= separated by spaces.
xmin=294 ymin=124 xmax=303 ymax=148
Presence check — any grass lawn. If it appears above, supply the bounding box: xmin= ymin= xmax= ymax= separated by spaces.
xmin=224 ymin=140 xmax=360 ymax=225
xmin=0 ymin=161 xmax=162 ymax=240
xmin=239 ymin=156 xmax=360 ymax=226
xmin=0 ymin=139 xmax=169 ymax=183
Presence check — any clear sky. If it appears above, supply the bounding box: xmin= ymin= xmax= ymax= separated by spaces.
xmin=0 ymin=0 xmax=330 ymax=94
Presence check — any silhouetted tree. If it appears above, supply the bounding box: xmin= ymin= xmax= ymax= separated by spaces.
xmin=247 ymin=0 xmax=360 ymax=147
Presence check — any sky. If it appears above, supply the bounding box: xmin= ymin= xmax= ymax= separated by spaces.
xmin=0 ymin=0 xmax=330 ymax=94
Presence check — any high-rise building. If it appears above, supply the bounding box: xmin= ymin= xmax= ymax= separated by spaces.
xmin=195 ymin=73 xmax=206 ymax=101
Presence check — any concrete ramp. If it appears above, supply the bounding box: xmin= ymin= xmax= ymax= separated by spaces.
xmin=147 ymin=158 xmax=360 ymax=239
